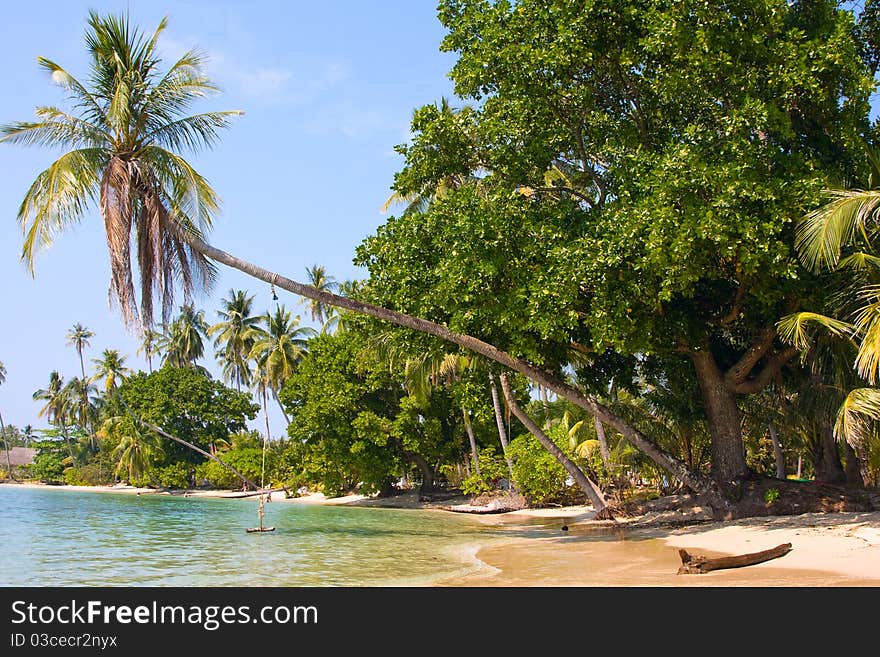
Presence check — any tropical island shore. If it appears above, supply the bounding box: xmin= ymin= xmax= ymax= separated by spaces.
xmin=6 ymin=480 xmax=880 ymax=587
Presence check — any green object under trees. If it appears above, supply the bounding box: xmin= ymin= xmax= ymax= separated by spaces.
xmin=358 ymin=0 xmax=878 ymax=494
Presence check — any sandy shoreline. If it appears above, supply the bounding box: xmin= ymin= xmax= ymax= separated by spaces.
xmin=5 ymin=481 xmax=880 ymax=586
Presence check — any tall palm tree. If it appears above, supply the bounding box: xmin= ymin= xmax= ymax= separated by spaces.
xmin=0 ymin=361 xmax=12 ymax=480
xmin=0 ymin=12 xmax=237 ymax=330
xmin=100 ymin=416 xmax=162 ymax=483
xmin=0 ymin=10 xmax=723 ymax=504
xmin=209 ymin=289 xmax=259 ymax=391
xmin=302 ymin=265 xmax=337 ymax=326
xmin=66 ymin=323 xmax=94 ymax=382
xmin=21 ymin=424 xmax=37 ymax=446
xmin=64 ymin=376 xmax=98 ymax=448
xmin=91 ymin=349 xmax=130 ymax=394
xmin=159 ymin=304 xmax=208 ymax=368
xmin=33 ymin=370 xmax=76 ymax=462
xmin=247 ymin=306 xmax=315 ymax=430
xmin=65 ymin=323 xmax=96 ymax=445
xmin=137 ymin=327 xmax=162 ymax=373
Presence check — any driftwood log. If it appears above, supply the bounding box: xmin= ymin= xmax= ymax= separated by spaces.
xmin=677 ymin=542 xmax=792 ymax=574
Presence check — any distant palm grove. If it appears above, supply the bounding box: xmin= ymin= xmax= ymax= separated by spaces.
xmin=4 ymin=2 xmax=880 ymax=517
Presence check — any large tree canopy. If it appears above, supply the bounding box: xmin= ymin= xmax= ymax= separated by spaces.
xmin=357 ymin=0 xmax=878 ymax=490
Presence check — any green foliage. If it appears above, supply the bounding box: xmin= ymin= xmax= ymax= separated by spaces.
xmin=152 ymin=462 xmax=192 ymax=489
xmin=459 ymin=446 xmax=509 ymax=495
xmin=281 ymin=328 xmax=465 ymax=495
xmin=62 ymin=461 xmax=115 ymax=486
xmin=764 ymin=487 xmax=781 ymax=504
xmin=507 ymin=432 xmax=573 ymax=506
xmin=200 ymin=448 xmax=266 ymax=490
xmin=30 ymin=447 xmax=66 ymax=483
xmin=108 ymin=366 xmax=259 ymax=460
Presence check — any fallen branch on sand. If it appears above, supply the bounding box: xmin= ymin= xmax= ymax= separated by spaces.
xmin=677 ymin=542 xmax=793 ymax=574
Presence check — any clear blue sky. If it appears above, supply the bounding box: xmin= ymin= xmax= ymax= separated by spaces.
xmin=0 ymin=1 xmax=458 ymax=434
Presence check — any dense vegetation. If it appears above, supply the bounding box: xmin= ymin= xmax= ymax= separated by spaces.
xmin=3 ymin=2 xmax=880 ymax=518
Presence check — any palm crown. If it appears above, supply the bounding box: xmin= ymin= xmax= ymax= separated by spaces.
xmin=0 ymin=11 xmax=242 ymax=329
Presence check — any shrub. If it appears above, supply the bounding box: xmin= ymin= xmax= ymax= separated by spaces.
xmin=62 ymin=463 xmax=115 ymax=486
xmin=152 ymin=462 xmax=192 ymax=489
xmin=30 ymin=450 xmax=66 ymax=483
xmin=201 ymin=448 xmax=265 ymax=489
xmin=460 ymin=446 xmax=510 ymax=495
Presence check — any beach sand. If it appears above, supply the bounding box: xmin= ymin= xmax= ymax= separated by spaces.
xmin=7 ymin=481 xmax=880 ymax=586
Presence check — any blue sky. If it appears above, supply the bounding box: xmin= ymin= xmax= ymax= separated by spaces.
xmin=0 ymin=1 xmax=458 ymax=434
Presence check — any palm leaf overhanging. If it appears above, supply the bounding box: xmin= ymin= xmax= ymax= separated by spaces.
xmin=0 ymin=11 xmax=243 ymax=329
xmin=780 ymin=142 xmax=880 ymax=442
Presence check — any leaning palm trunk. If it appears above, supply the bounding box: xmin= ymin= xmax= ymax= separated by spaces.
xmin=117 ymin=397 xmax=260 ymax=491
xmin=179 ymin=230 xmax=728 ymax=511
xmin=488 ymin=374 xmax=516 ymax=482
xmin=462 ymin=407 xmax=480 ymax=475
xmin=593 ymin=416 xmax=611 ymax=469
xmin=499 ymin=373 xmax=610 ymax=517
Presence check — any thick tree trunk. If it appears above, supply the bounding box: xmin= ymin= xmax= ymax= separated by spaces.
xmin=816 ymin=423 xmax=845 ymax=485
xmin=679 ymin=423 xmax=694 ymax=470
xmin=593 ymin=415 xmax=611 ymax=469
xmin=499 ymin=374 xmax=609 ymax=516
xmin=489 ymin=374 xmax=515 ymax=482
xmin=769 ymin=424 xmax=785 ymax=480
xmin=842 ymin=440 xmax=865 ymax=490
xmin=691 ymin=351 xmax=748 ymax=491
xmin=404 ymin=452 xmax=435 ymax=496
xmin=0 ymin=410 xmax=14 ymax=481
xmin=462 ymin=407 xmax=480 ymax=475
xmin=181 ymin=233 xmax=727 ymax=508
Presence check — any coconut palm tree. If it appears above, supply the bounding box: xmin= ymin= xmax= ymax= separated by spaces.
xmin=91 ymin=349 xmax=130 ymax=394
xmin=247 ymin=306 xmax=315 ymax=429
xmin=0 ymin=361 xmax=12 ymax=480
xmin=100 ymin=416 xmax=162 ymax=483
xmin=65 ymin=323 xmax=96 ymax=445
xmin=0 ymin=11 xmax=236 ymax=330
xmin=0 ymin=9 xmax=723 ymax=505
xmin=209 ymin=289 xmax=259 ymax=391
xmin=33 ymin=371 xmax=76 ymax=462
xmin=159 ymin=304 xmax=208 ymax=368
xmin=301 ymin=265 xmax=337 ymax=326
xmin=21 ymin=424 xmax=37 ymax=447
xmin=64 ymin=376 xmax=98 ymax=447
xmin=137 ymin=327 xmax=162 ymax=373
xmin=779 ymin=143 xmax=880 ymax=445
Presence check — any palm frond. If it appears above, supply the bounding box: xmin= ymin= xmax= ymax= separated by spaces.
xmin=777 ymin=311 xmax=854 ymax=353
xmin=18 ymin=148 xmax=105 ymax=272
xmin=796 ymin=189 xmax=880 ymax=272
xmin=834 ymin=387 xmax=880 ymax=445
xmin=146 ymin=111 xmax=244 ymax=154
xmin=837 ymin=251 xmax=880 ymax=271
xmin=36 ymin=57 xmax=107 ymax=126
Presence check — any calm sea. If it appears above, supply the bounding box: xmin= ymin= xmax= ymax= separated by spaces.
xmin=0 ymin=486 xmax=504 ymax=586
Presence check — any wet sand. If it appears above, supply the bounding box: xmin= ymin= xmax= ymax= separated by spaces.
xmin=439 ymin=511 xmax=880 ymax=587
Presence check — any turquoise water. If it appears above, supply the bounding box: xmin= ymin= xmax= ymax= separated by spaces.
xmin=0 ymin=486 xmax=502 ymax=586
